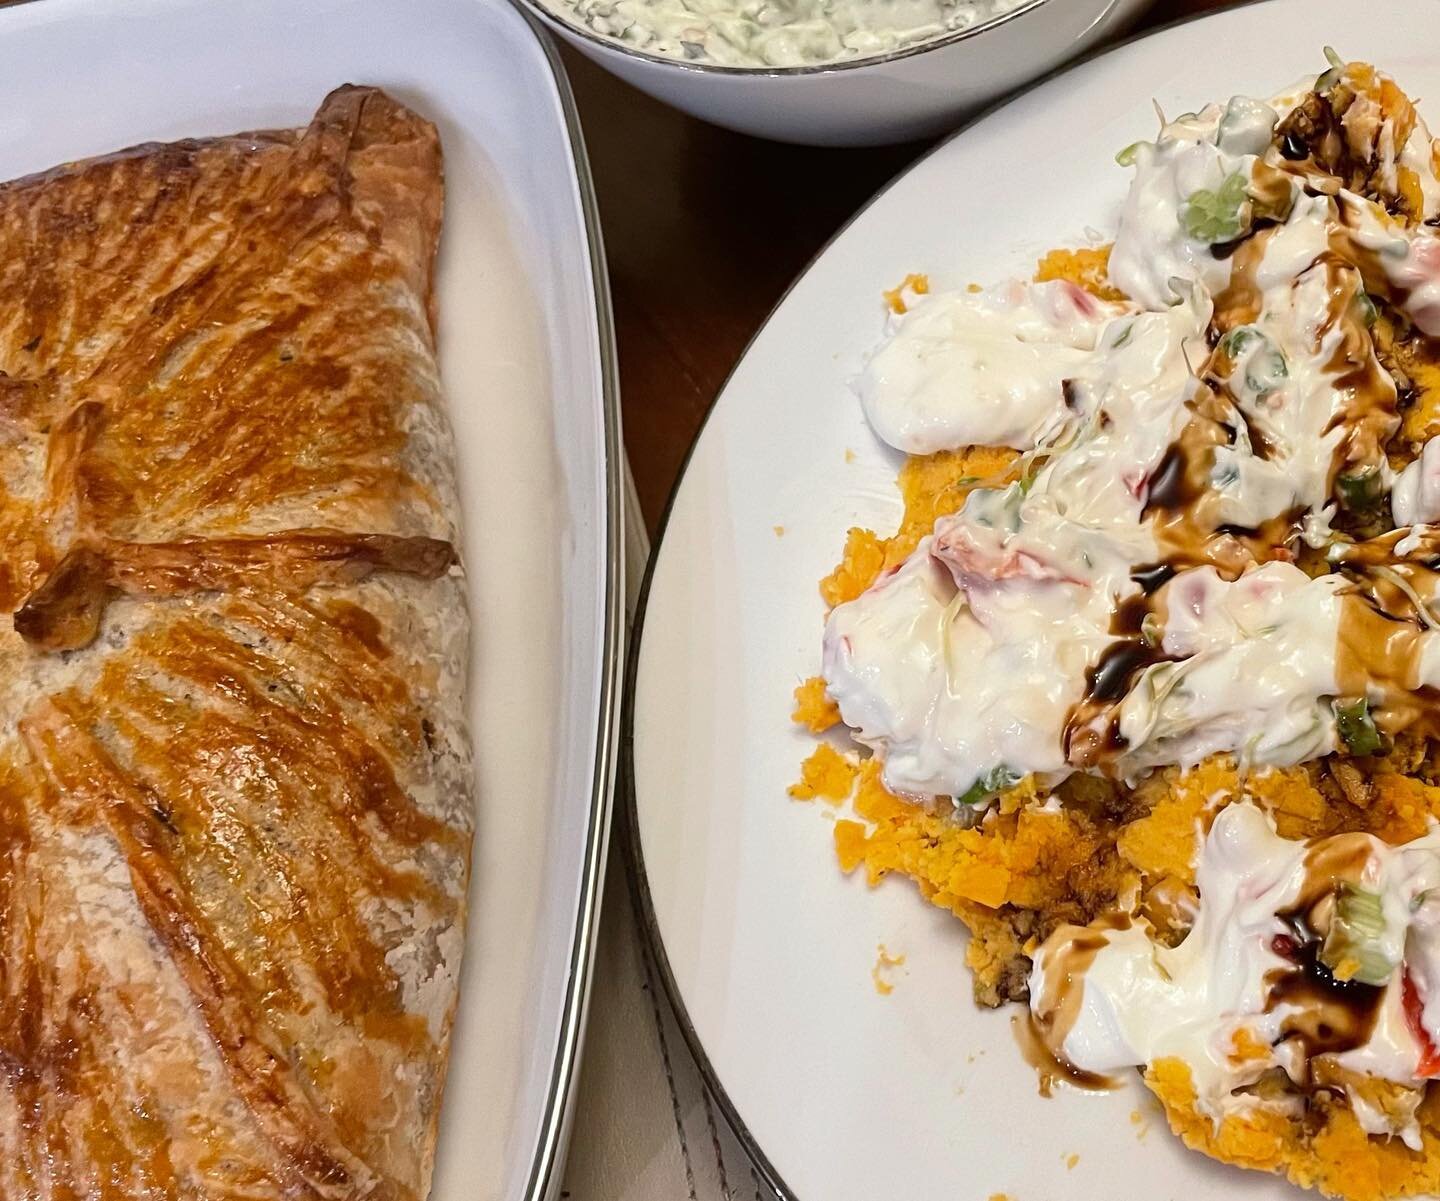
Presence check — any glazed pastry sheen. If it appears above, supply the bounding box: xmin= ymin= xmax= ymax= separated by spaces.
xmin=0 ymin=86 xmax=471 ymax=1200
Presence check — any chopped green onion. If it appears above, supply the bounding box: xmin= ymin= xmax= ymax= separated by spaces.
xmin=1357 ymin=292 xmax=1379 ymax=327
xmin=954 ymin=766 xmax=1021 ymax=808
xmin=1115 ymin=141 xmax=1146 ymax=167
xmin=1111 ymin=321 xmax=1135 ymax=348
xmin=1320 ymin=882 xmax=1395 ymax=985
xmin=1334 ymin=697 xmax=1382 ymax=756
xmin=1140 ymin=612 xmax=1163 ymax=648
xmin=1219 ymin=326 xmax=1260 ymax=358
xmin=1316 ymin=52 xmax=1346 ymax=94
xmin=1220 ymin=325 xmax=1287 ymax=396
xmin=1181 ymin=171 xmax=1250 ymax=244
xmin=1211 ymin=459 xmax=1241 ymax=489
xmin=1335 ymin=467 xmax=1384 ymax=513
xmin=1244 ymin=346 xmax=1288 ymax=396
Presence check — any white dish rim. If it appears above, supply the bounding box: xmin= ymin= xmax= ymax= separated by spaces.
xmin=503 ymin=6 xmax=627 ymax=1196
xmin=0 ymin=1 xmax=627 ymax=1195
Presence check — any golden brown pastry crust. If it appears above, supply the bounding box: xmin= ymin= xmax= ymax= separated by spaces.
xmin=0 ymin=86 xmax=471 ymax=1200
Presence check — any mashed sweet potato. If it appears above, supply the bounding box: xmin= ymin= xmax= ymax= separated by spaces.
xmin=792 ymin=243 xmax=1440 ymax=1198
xmin=1148 ymin=1058 xmax=1440 ymax=1201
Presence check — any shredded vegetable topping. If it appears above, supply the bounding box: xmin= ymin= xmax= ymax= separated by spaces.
xmin=796 ymin=49 xmax=1440 ymax=1201
xmin=1321 ymin=883 xmax=1395 ymax=985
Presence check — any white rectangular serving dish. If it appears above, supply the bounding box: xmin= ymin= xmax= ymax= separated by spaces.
xmin=0 ymin=1 xmax=623 ymax=1197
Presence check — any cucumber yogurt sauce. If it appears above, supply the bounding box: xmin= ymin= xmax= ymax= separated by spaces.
xmin=548 ymin=0 xmax=1029 ymax=68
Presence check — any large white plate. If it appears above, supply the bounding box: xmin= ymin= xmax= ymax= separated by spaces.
xmin=629 ymin=3 xmax=1439 ymax=1198
xmin=0 ymin=2 xmax=623 ymax=1199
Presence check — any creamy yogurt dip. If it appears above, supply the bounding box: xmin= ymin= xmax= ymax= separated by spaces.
xmin=545 ymin=0 xmax=1028 ymax=68
xmin=1030 ymin=803 xmax=1440 ymax=1145
xmin=823 ymin=68 xmax=1440 ymax=804
xmin=815 ymin=50 xmax=1440 ymax=1162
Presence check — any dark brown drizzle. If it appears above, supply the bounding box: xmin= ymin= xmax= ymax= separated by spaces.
xmin=1064 ymin=589 xmax=1175 ymax=769
xmin=1026 ymin=79 xmax=1440 ymax=1111
xmin=1262 ymin=836 xmax=1388 ymax=1074
xmin=1026 ymin=837 xmax=1391 ymax=1097
xmin=1330 ymin=532 xmax=1440 ymax=740
xmin=1062 ymin=177 xmax=1417 ymax=770
xmin=1013 ymin=1011 xmax=1122 ymax=1098
xmin=1138 ymin=387 xmax=1301 ymax=580
xmin=1131 ymin=562 xmax=1177 ymax=594
xmin=1142 ymin=444 xmax=1193 ymax=511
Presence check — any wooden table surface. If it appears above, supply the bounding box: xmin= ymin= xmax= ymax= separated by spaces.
xmin=557 ymin=0 xmax=1235 ymax=533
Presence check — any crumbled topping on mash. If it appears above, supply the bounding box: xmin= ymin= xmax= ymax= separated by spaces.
xmin=798 ymin=52 xmax=1440 ymax=1201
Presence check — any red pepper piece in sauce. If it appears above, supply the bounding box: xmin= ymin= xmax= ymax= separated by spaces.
xmin=1402 ymin=969 xmax=1440 ymax=1078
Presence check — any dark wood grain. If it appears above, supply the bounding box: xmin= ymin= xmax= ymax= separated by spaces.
xmin=559 ymin=1 xmax=1239 ymax=531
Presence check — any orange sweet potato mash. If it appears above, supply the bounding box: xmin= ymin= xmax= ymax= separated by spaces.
xmin=794 ymin=246 xmax=1440 ymax=1200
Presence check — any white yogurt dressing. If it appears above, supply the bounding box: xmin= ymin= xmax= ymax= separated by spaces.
xmin=819 ymin=59 xmax=1440 ymax=1140
xmin=1338 ymin=191 xmax=1440 ymax=338
xmin=548 ymin=0 xmax=1026 ymax=68
xmin=1030 ymin=803 xmax=1440 ymax=1143
xmin=1116 ymin=565 xmax=1347 ymax=774
xmin=1106 ymin=93 xmax=1305 ymax=310
xmin=1393 ymin=438 xmax=1440 ymax=528
xmin=827 ymin=293 xmax=1209 ymax=797
xmin=1206 ymin=195 xmax=1379 ymax=537
xmin=1108 ymin=137 xmax=1242 ymax=310
xmin=823 ymin=67 xmax=1440 ymax=805
xmin=858 ymin=280 xmax=1122 ymax=454
xmin=822 ymin=533 xmax=1081 ymax=794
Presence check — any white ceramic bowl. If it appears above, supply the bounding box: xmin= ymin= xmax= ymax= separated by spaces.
xmin=524 ymin=0 xmax=1154 ymax=146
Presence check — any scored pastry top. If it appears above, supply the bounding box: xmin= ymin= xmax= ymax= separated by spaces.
xmin=0 ymin=86 xmax=472 ymax=1201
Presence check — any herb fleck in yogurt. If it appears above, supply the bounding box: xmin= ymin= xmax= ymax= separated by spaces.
xmin=546 ymin=0 xmax=1030 ymax=68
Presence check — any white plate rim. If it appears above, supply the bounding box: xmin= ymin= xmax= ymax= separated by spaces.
xmin=618 ymin=1 xmax=1284 ymax=1196
xmin=510 ymin=8 xmax=627 ymax=1197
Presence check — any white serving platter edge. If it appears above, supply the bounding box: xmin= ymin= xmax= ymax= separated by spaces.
xmin=628 ymin=3 xmax=1440 ymax=1199
xmin=0 ymin=1 xmax=625 ymax=1198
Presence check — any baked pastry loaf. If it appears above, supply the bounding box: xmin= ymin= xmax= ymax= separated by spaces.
xmin=0 ymin=87 xmax=471 ymax=1200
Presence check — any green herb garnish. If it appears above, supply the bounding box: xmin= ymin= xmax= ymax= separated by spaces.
xmin=1115 ymin=141 xmax=1146 ymax=167
xmin=955 ymin=766 xmax=1021 ymax=808
xmin=1336 ymin=467 xmax=1384 ymax=513
xmin=1320 ymin=882 xmax=1395 ymax=985
xmin=1220 ymin=325 xmax=1287 ymax=396
xmin=1244 ymin=346 xmax=1288 ymax=396
xmin=1181 ymin=171 xmax=1250 ymax=244
xmin=1219 ymin=326 xmax=1260 ymax=358
xmin=1334 ymin=697 xmax=1382 ymax=756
